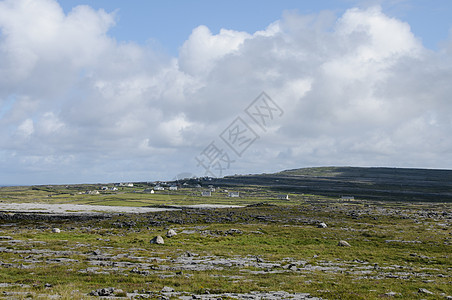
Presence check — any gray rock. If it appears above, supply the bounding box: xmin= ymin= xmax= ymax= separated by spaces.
xmin=418 ymin=288 xmax=433 ymax=295
xmin=225 ymin=228 xmax=243 ymax=235
xmin=131 ymin=267 xmax=151 ymax=276
xmin=185 ymin=251 xmax=195 ymax=257
xmin=318 ymin=222 xmax=327 ymax=228
xmin=52 ymin=228 xmax=60 ymax=233
xmin=161 ymin=286 xmax=174 ymax=293
xmin=150 ymin=235 xmax=164 ymax=245
xmin=89 ymin=287 xmax=115 ymax=296
xmin=338 ymin=240 xmax=351 ymax=247
xmin=166 ymin=229 xmax=177 ymax=238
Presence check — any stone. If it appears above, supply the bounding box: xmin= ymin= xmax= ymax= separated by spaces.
xmin=418 ymin=288 xmax=433 ymax=295
xmin=166 ymin=229 xmax=177 ymax=238
xmin=89 ymin=287 xmax=115 ymax=296
xmin=338 ymin=240 xmax=351 ymax=247
xmin=52 ymin=228 xmax=61 ymax=233
xmin=161 ymin=286 xmax=174 ymax=293
xmin=225 ymin=228 xmax=243 ymax=235
xmin=317 ymin=222 xmax=327 ymax=228
xmin=150 ymin=235 xmax=164 ymax=245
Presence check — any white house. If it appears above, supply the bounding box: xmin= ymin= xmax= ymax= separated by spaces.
xmin=277 ymin=194 xmax=289 ymax=200
xmin=228 ymin=191 xmax=240 ymax=198
xmin=154 ymin=186 xmax=164 ymax=191
xmin=169 ymin=185 xmax=178 ymax=191
xmin=85 ymin=190 xmax=100 ymax=195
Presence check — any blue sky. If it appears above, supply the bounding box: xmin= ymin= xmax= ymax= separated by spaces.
xmin=57 ymin=0 xmax=452 ymax=53
xmin=1 ymin=0 xmax=452 ymax=185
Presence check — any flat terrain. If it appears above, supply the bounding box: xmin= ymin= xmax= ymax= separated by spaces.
xmin=0 ymin=199 xmax=450 ymax=299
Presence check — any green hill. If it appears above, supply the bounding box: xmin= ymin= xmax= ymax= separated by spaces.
xmin=213 ymin=167 xmax=452 ymax=202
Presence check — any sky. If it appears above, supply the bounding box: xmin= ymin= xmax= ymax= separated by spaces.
xmin=1 ymin=0 xmax=452 ymax=185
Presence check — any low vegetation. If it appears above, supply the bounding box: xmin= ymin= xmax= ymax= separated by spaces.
xmin=0 ymin=167 xmax=450 ymax=299
xmin=0 ymin=196 xmax=450 ymax=299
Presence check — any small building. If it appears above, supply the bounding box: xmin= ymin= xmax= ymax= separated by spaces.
xmin=154 ymin=186 xmax=164 ymax=191
xmin=277 ymin=194 xmax=289 ymax=200
xmin=85 ymin=190 xmax=100 ymax=195
xmin=109 ymin=187 xmax=118 ymax=191
xmin=143 ymin=188 xmax=155 ymax=194
xmin=228 ymin=191 xmax=240 ymax=198
xmin=169 ymin=185 xmax=178 ymax=191
xmin=201 ymin=191 xmax=211 ymax=197
xmin=341 ymin=196 xmax=354 ymax=200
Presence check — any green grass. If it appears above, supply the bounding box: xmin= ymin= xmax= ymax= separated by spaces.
xmin=0 ymin=185 xmax=450 ymax=299
xmin=0 ymin=184 xmax=305 ymax=207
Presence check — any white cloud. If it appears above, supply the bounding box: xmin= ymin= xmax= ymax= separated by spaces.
xmin=0 ymin=0 xmax=114 ymax=98
xmin=17 ymin=118 xmax=34 ymax=138
xmin=179 ymin=25 xmax=251 ymax=76
xmin=0 ymin=0 xmax=451 ymax=184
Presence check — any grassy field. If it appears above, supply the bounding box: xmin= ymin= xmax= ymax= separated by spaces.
xmin=0 ymin=184 xmax=310 ymax=207
xmin=0 ymin=180 xmax=451 ymax=299
xmin=0 ymin=189 xmax=450 ymax=299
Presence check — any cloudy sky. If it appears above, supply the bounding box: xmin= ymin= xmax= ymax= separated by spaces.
xmin=1 ymin=0 xmax=452 ymax=185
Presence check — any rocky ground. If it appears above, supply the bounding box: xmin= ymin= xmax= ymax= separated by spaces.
xmin=0 ymin=200 xmax=450 ymax=299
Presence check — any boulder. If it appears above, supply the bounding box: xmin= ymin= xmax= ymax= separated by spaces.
xmin=317 ymin=222 xmax=327 ymax=228
xmin=418 ymin=288 xmax=433 ymax=295
xmin=166 ymin=229 xmax=177 ymax=238
xmin=150 ymin=235 xmax=164 ymax=245
xmin=52 ymin=228 xmax=61 ymax=233
xmin=338 ymin=240 xmax=351 ymax=247
xmin=92 ymin=249 xmax=102 ymax=256
xmin=161 ymin=286 xmax=174 ymax=293
xmin=89 ymin=287 xmax=115 ymax=296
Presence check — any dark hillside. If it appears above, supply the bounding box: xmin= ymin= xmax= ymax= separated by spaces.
xmin=212 ymin=167 xmax=452 ymax=202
